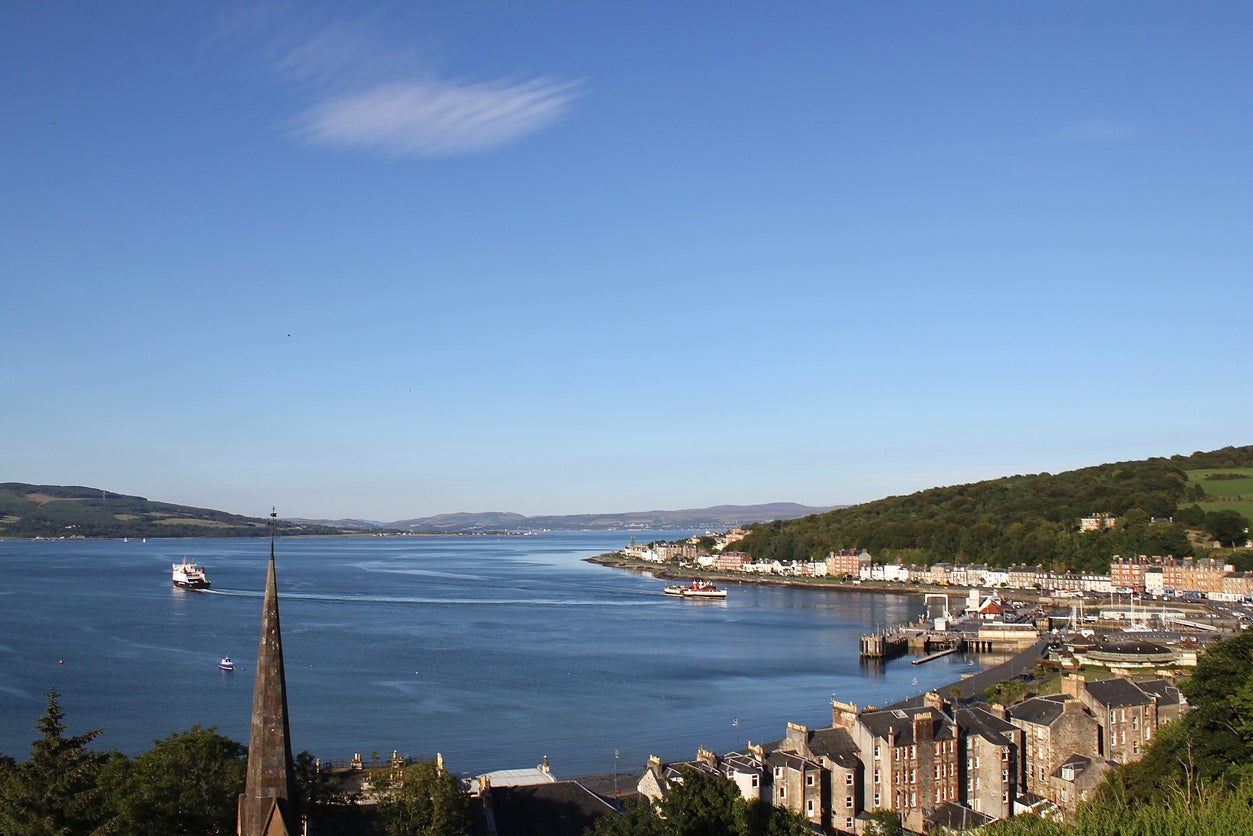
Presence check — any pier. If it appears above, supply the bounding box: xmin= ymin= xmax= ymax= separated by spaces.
xmin=860 ymin=624 xmax=1040 ymax=660
xmin=859 ymin=631 xmax=908 ymax=660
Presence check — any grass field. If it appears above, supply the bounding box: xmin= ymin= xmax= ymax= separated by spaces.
xmin=1187 ymin=468 xmax=1253 ymax=497
xmin=1185 ymin=469 xmax=1253 ymax=519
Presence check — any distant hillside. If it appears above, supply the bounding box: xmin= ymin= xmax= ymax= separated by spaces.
xmin=0 ymin=485 xmax=834 ymax=540
xmin=0 ymin=483 xmax=346 ymax=539
xmin=733 ymin=446 xmax=1253 ymax=574
xmin=388 ymin=503 xmax=836 ymax=533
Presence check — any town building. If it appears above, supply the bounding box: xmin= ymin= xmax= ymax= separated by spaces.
xmin=826 ymin=549 xmax=873 ymax=578
xmin=955 ymin=705 xmax=1021 ymax=821
xmin=1005 ymin=694 xmax=1099 ymax=800
xmin=1070 ymin=676 xmax=1158 ymax=764
xmin=840 ymin=694 xmax=962 ymax=834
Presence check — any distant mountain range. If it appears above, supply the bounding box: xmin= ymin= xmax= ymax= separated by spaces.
xmin=0 ymin=482 xmax=834 ymax=539
xmin=293 ymin=503 xmax=838 ymax=533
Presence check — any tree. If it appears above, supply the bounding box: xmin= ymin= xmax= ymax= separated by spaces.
xmin=589 ymin=769 xmax=809 ymax=836
xmin=1206 ymin=509 xmax=1251 ymax=548
xmin=864 ymin=809 xmax=903 ymax=836
xmin=376 ymin=759 xmax=473 ymax=836
xmin=658 ymin=767 xmax=739 ymax=836
xmin=586 ymin=797 xmax=663 ymax=836
xmin=292 ymin=750 xmax=366 ymax=835
xmin=1105 ymin=627 xmax=1253 ymax=804
xmin=733 ymin=798 xmax=811 ymax=836
xmin=0 ymin=687 xmax=110 ymax=836
xmin=96 ymin=725 xmax=246 ymax=835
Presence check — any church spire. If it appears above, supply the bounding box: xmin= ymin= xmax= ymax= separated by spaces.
xmin=238 ymin=509 xmax=300 ymax=836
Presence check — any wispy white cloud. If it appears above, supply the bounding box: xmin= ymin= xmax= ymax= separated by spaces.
xmin=294 ymin=75 xmax=582 ymax=158
xmin=223 ymin=6 xmax=581 ymax=158
xmin=1057 ymin=119 xmax=1137 ymax=143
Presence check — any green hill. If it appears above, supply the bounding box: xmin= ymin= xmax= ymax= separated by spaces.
xmin=0 ymin=483 xmax=345 ymax=539
xmin=734 ymin=446 xmax=1253 ymax=573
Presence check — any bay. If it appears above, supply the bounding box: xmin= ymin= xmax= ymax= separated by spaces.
xmin=0 ymin=532 xmax=982 ymax=778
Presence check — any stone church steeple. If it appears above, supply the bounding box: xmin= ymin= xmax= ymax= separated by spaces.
xmin=238 ymin=510 xmax=300 ymax=836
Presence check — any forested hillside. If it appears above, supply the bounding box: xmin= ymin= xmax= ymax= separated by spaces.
xmin=734 ymin=447 xmax=1253 ymax=573
xmin=0 ymin=483 xmax=344 ymax=539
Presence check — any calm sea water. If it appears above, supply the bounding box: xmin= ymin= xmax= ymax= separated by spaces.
xmin=0 ymin=533 xmax=982 ymax=778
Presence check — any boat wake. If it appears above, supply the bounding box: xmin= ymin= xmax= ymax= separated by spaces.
xmin=192 ymin=588 xmax=658 ymax=607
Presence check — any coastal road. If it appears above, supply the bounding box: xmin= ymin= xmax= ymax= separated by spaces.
xmin=885 ymin=638 xmax=1051 ymax=709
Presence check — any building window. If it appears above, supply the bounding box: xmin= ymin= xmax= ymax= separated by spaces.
xmin=806 ymin=800 xmax=815 ymax=816
xmin=846 ymin=796 xmax=854 ymax=809
xmin=751 ymin=775 xmax=758 ymax=788
xmin=874 ymin=769 xmax=880 ymax=784
xmin=873 ymin=793 xmax=880 ymax=807
xmin=846 ymin=817 xmax=854 ymax=829
xmin=874 ymin=745 xmax=880 ymax=759
xmin=779 ymin=786 xmax=786 ymax=799
xmin=806 ymin=774 xmax=815 ymax=787
xmin=846 ymin=773 xmax=854 ymax=786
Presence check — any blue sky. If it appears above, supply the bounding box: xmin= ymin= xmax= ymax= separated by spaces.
xmin=3 ymin=2 xmax=1250 ymax=521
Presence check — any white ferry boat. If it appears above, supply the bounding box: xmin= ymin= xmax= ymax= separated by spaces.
xmin=172 ymin=558 xmax=211 ymax=590
xmin=218 ymin=657 xmax=235 ymax=671
xmin=663 ymin=580 xmax=728 ymax=599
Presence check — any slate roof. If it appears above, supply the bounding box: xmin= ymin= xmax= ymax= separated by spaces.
xmin=1005 ymin=695 xmax=1071 ymax=727
xmin=482 ymin=781 xmax=618 ymax=836
xmin=956 ymin=705 xmax=1018 ymax=746
xmin=765 ymin=750 xmax=821 ymax=772
xmin=1099 ymin=640 xmax=1171 ymax=655
xmin=721 ymin=751 xmax=765 ymax=777
xmin=1136 ymin=678 xmax=1185 ymax=706
xmin=1083 ymin=678 xmax=1152 ymax=708
xmin=1051 ymin=753 xmax=1093 ymax=779
xmin=858 ymin=706 xmax=956 ymax=746
xmin=792 ymin=727 xmax=857 ymax=770
xmin=927 ymin=801 xmax=996 ymax=831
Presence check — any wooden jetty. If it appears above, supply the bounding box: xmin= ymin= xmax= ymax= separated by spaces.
xmin=911 ymin=646 xmax=959 ymax=665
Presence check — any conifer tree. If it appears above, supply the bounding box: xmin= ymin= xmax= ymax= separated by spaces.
xmin=0 ymin=686 xmax=109 ymax=836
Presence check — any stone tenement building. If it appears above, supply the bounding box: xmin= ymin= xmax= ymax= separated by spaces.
xmin=640 ymin=674 xmax=1186 ymax=833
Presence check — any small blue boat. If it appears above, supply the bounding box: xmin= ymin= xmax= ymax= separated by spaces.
xmin=218 ymin=657 xmax=234 ymax=671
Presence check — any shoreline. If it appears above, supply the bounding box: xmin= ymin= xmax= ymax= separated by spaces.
xmin=583 ymin=552 xmax=1040 ymax=602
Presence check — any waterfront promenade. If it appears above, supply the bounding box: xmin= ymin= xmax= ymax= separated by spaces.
xmin=886 ymin=637 xmax=1051 ymax=709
